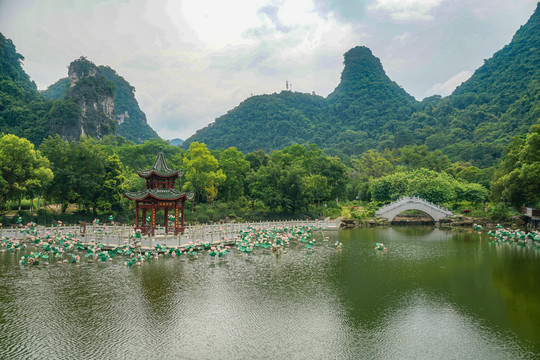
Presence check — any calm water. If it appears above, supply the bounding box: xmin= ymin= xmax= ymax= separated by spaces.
xmin=1 ymin=227 xmax=540 ymax=359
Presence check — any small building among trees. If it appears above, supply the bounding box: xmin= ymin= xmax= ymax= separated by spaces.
xmin=125 ymin=151 xmax=193 ymax=235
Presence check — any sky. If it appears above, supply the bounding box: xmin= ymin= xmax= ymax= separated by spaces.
xmin=0 ymin=0 xmax=537 ymax=140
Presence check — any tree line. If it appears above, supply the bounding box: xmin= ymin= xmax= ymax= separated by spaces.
xmin=2 ymin=120 xmax=539 ymax=223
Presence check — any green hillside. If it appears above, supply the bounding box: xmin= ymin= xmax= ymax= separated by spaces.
xmin=185 ymin=91 xmax=328 ymax=153
xmin=0 ymin=33 xmax=50 ymax=145
xmin=98 ymin=66 xmax=160 ymax=143
xmin=184 ymin=4 xmax=540 ymax=167
xmin=326 ymin=46 xmax=416 ymax=131
xmin=41 ymin=77 xmax=69 ymax=100
xmin=42 ymin=65 xmax=160 ymax=144
xmin=1 ymin=3 xmax=539 ymax=164
xmin=0 ymin=32 xmax=160 ymax=145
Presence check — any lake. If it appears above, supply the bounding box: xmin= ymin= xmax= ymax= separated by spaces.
xmin=1 ymin=227 xmax=539 ymax=359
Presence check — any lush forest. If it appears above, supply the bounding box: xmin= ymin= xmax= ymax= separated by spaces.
xmin=1 ymin=118 xmax=539 ymax=225
xmin=184 ymin=4 xmax=540 ymax=169
xmin=0 ymin=33 xmax=51 ymax=145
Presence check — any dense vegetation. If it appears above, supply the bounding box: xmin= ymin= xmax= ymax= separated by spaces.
xmin=2 ymin=119 xmax=539 ymax=225
xmin=0 ymin=33 xmax=51 ymax=145
xmin=185 ymin=4 xmax=540 ymax=168
xmin=491 ymin=120 xmax=540 ymax=207
xmin=44 ymin=65 xmax=160 ymax=143
xmin=0 ymin=34 xmax=159 ymax=145
xmin=184 ymin=91 xmax=328 ymax=152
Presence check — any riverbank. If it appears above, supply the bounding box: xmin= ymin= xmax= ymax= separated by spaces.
xmin=339 ymin=214 xmax=529 ymax=229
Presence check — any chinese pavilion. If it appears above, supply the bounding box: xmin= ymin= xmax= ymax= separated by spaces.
xmin=125 ymin=151 xmax=193 ymax=235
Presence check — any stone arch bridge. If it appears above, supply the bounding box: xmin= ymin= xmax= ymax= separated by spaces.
xmin=375 ymin=197 xmax=453 ymax=223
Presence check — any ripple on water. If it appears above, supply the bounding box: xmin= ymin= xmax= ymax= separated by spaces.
xmin=1 ymin=230 xmax=539 ymax=359
xmin=366 ymin=291 xmax=536 ymax=360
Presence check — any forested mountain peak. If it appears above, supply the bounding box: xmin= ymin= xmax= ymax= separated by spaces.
xmin=183 ymin=90 xmax=328 ymax=153
xmin=183 ymin=45 xmax=420 ymax=154
xmin=338 ymin=46 xmax=386 ymax=82
xmin=48 ymin=56 xmax=117 ymax=141
xmin=69 ymin=56 xmax=100 ymax=82
xmin=0 ymin=35 xmax=160 ymax=145
xmin=328 ymin=46 xmax=415 ymax=103
xmin=326 ymin=45 xmax=416 ymax=132
xmin=42 ymin=60 xmax=160 ymax=144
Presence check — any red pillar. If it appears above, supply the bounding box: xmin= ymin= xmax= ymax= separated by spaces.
xmin=181 ymin=200 xmax=185 ymax=228
xmin=151 ymin=204 xmax=156 ymax=236
xmin=175 ymin=202 xmax=179 ymax=235
xmin=164 ymin=207 xmax=169 ymax=234
xmin=135 ymin=202 xmax=139 ymax=228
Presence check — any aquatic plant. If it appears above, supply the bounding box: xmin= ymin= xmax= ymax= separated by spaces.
xmin=1 ymin=223 xmax=338 ymax=268
xmin=486 ymin=225 xmax=540 ymax=249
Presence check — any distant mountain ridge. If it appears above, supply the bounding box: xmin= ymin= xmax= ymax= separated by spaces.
xmin=184 ymin=46 xmax=419 ymax=154
xmin=169 ymin=138 xmax=184 ymax=146
xmin=183 ymin=4 xmax=540 ymax=167
xmin=1 ymin=3 xmax=539 ymax=164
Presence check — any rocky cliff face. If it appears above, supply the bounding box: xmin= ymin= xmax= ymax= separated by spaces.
xmin=49 ymin=57 xmax=117 ymax=141
xmin=99 ymin=65 xmax=160 ymax=143
xmin=43 ymin=62 xmax=160 ymax=143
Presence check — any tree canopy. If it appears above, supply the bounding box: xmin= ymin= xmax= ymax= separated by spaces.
xmin=0 ymin=134 xmax=53 ymax=212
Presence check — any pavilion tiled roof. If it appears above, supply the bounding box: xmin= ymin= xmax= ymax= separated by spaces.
xmin=125 ymin=188 xmax=194 ymax=201
xmin=137 ymin=152 xmax=183 ymax=178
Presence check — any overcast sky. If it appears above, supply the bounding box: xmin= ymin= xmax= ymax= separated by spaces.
xmin=0 ymin=0 xmax=537 ymax=140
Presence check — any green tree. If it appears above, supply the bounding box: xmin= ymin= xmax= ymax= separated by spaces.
xmin=399 ymin=145 xmax=451 ymax=172
xmin=41 ymin=136 xmax=127 ymax=213
xmin=182 ymin=142 xmax=225 ymax=204
xmin=218 ymin=147 xmax=250 ymax=201
xmin=247 ymin=162 xmax=283 ymax=211
xmin=95 ymin=154 xmax=127 ymax=213
xmin=352 ymin=149 xmax=396 ymax=178
xmin=370 ymin=168 xmax=488 ymax=205
xmin=0 ymin=134 xmax=53 ymax=212
xmin=491 ymin=120 xmax=540 ymax=207
xmin=303 ymin=174 xmax=329 ymax=206
xmin=40 ymin=135 xmax=76 ymax=212
xmin=116 ymin=138 xmax=180 ymax=171
xmin=245 ymin=150 xmax=269 ymax=172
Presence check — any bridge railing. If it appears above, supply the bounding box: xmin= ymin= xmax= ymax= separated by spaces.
xmin=376 ymin=196 xmax=452 ymax=216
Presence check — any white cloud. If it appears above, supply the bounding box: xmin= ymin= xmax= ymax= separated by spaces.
xmin=135 ymin=0 xmax=364 ymax=138
xmin=369 ymin=0 xmax=444 ymax=21
xmin=426 ymin=70 xmax=473 ymax=97
xmin=393 ymin=32 xmax=411 ymax=43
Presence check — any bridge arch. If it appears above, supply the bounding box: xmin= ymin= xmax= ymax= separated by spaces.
xmin=375 ymin=197 xmax=453 ymax=223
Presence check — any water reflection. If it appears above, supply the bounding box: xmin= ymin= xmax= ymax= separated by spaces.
xmin=1 ymin=228 xmax=540 ymax=359
xmin=369 ymin=291 xmax=530 ymax=360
